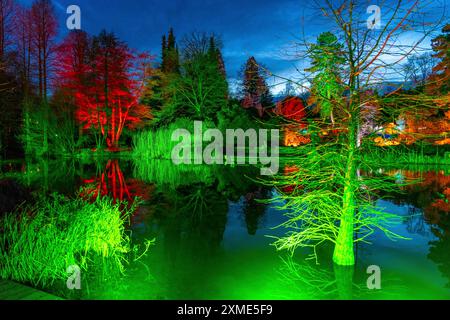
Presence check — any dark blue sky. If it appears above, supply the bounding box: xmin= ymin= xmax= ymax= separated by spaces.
xmin=18 ymin=0 xmax=444 ymax=93
xmin=18 ymin=0 xmax=332 ymax=93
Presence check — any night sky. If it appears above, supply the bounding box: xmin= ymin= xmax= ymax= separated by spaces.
xmin=17 ymin=0 xmax=446 ymax=94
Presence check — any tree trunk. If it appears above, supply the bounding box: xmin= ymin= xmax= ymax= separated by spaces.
xmin=333 ymin=111 xmax=358 ymax=266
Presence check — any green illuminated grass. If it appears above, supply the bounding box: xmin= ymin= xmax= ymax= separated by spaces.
xmin=361 ymin=143 xmax=450 ymax=166
xmin=0 ymin=192 xmax=138 ymax=289
xmin=132 ymin=118 xmax=207 ymax=160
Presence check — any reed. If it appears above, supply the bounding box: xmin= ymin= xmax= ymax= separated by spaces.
xmin=0 ymin=193 xmax=136 ymax=288
xmin=133 ymin=159 xmax=214 ymax=189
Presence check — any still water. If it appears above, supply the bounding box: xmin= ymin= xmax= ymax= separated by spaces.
xmin=1 ymin=159 xmax=449 ymax=300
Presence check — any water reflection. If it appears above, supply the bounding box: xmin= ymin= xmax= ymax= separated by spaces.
xmin=128 ymin=163 xmax=273 ymax=299
xmin=384 ymin=170 xmax=450 ymax=216
xmin=429 ymin=225 xmax=450 ymax=289
xmin=378 ymin=169 xmax=450 ymax=290
xmin=81 ymin=159 xmax=153 ymax=203
xmin=276 ymin=256 xmax=409 ymax=300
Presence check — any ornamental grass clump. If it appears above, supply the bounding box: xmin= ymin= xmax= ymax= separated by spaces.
xmin=0 ymin=193 xmax=135 ymax=288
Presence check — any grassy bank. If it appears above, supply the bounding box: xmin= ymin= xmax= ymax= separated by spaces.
xmin=132 ymin=118 xmax=211 ymax=161
xmin=361 ymin=145 xmax=450 ymax=167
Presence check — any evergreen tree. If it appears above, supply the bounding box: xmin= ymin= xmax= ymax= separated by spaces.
xmin=177 ymin=35 xmax=228 ymax=121
xmin=242 ymin=56 xmax=273 ymax=118
xmin=143 ymin=29 xmax=181 ymax=116
xmin=208 ymin=36 xmax=227 ymax=79
xmin=306 ymin=32 xmax=345 ymax=126
xmin=161 ymin=28 xmax=180 ymax=74
xmin=427 ymin=24 xmax=450 ymax=95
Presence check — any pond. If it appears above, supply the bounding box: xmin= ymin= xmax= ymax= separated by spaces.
xmin=1 ymin=159 xmax=449 ymax=300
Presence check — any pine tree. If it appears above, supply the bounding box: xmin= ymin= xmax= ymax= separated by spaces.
xmin=178 ymin=35 xmax=228 ymax=121
xmin=242 ymin=56 xmax=273 ymax=118
xmin=161 ymin=28 xmax=180 ymax=74
xmin=55 ymin=30 xmax=152 ymax=149
xmin=167 ymin=28 xmax=175 ymax=49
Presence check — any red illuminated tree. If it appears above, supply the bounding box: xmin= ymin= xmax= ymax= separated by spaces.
xmin=276 ymin=96 xmax=307 ymax=123
xmin=55 ymin=31 xmax=153 ymax=150
xmin=53 ymin=31 xmax=91 ymax=103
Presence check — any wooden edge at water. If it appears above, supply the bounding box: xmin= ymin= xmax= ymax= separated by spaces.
xmin=0 ymin=280 xmax=63 ymax=300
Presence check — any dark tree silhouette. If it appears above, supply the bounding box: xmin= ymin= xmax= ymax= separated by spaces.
xmin=242 ymin=56 xmax=273 ymax=118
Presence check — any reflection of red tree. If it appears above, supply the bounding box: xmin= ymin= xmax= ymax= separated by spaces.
xmin=81 ymin=160 xmax=153 ymax=204
xmin=394 ymin=170 xmax=450 ymax=224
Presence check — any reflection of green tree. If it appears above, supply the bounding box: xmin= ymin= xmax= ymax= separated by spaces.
xmin=243 ymin=188 xmax=270 ymax=235
xmin=0 ymin=158 xmax=116 ymax=197
xmin=133 ymin=159 xmax=215 ymax=189
xmin=152 ymin=179 xmax=230 ymax=253
xmin=276 ymin=256 xmax=406 ymax=300
xmin=216 ymin=165 xmax=264 ymax=201
xmin=149 ymin=182 xmax=229 ymax=299
xmin=276 ymin=256 xmax=341 ymax=299
xmin=276 ymin=256 xmax=364 ymax=299
xmin=428 ymin=213 xmax=450 ymax=288
xmin=405 ymin=207 xmax=431 ymax=237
